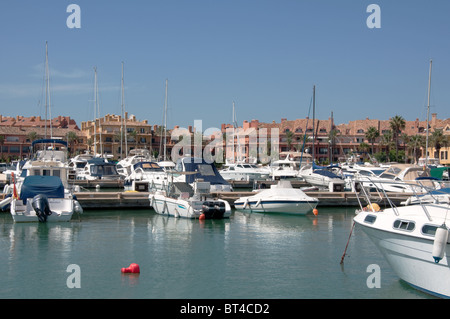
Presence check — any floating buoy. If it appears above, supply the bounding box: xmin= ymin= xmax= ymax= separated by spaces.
xmin=313 ymin=208 xmax=318 ymax=216
xmin=121 ymin=263 xmax=140 ymax=274
xmin=199 ymin=213 xmax=205 ymax=220
xmin=432 ymin=224 xmax=448 ymax=263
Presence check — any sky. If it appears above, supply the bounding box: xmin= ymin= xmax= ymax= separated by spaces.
xmin=0 ymin=0 xmax=449 ymax=132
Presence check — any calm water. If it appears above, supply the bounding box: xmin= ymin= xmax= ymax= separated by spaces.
xmin=0 ymin=206 xmax=433 ymax=299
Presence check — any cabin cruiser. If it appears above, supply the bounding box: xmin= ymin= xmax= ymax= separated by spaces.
xmin=219 ymin=161 xmax=270 ymax=181
xmin=68 ymin=152 xmax=95 ymax=174
xmin=76 ymin=158 xmax=122 ymax=181
xmin=173 ymin=156 xmax=232 ymax=192
xmin=9 ymin=175 xmax=82 ymax=222
xmin=124 ymin=161 xmax=169 ymax=192
xmin=353 ymin=181 xmax=450 ymax=298
xmin=298 ymin=163 xmax=345 ymax=191
xmin=149 ymin=180 xmax=231 ymax=219
xmin=357 ymin=164 xmax=435 ymax=193
xmin=116 ymin=149 xmax=153 ymax=177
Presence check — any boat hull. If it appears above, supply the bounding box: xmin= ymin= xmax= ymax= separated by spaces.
xmin=234 ymin=199 xmax=317 ymax=215
xmin=150 ymin=193 xmax=231 ymax=219
xmin=10 ymin=198 xmax=75 ymax=223
xmin=354 ymin=209 xmax=450 ymax=298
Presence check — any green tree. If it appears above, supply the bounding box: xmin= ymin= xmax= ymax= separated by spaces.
xmin=66 ymin=131 xmax=78 ymax=157
xmin=430 ymin=129 xmax=448 ymax=160
xmin=380 ymin=130 xmax=394 ymax=162
xmin=407 ymin=134 xmax=424 ymax=164
xmin=389 ymin=115 xmax=405 ymax=161
xmin=365 ymin=126 xmax=380 ymax=155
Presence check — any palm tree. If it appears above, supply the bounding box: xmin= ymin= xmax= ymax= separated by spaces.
xmin=389 ymin=115 xmax=405 ymax=161
xmin=27 ymin=131 xmax=39 ymax=142
xmin=407 ymin=134 xmax=424 ymax=164
xmin=365 ymin=126 xmax=380 ymax=155
xmin=66 ymin=131 xmax=78 ymax=157
xmin=285 ymin=130 xmax=295 ymax=151
xmin=0 ymin=135 xmax=4 ymax=161
xmin=430 ymin=129 xmax=448 ymax=160
xmin=380 ymin=130 xmax=394 ymax=162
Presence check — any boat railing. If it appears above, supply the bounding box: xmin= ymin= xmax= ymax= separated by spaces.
xmin=353 ymin=178 xmax=440 ymax=221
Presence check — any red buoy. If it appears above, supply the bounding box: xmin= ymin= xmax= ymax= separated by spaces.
xmin=313 ymin=208 xmax=318 ymax=216
xmin=121 ymin=263 xmax=140 ymax=274
xmin=199 ymin=213 xmax=205 ymax=220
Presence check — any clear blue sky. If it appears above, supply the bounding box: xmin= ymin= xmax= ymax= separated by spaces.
xmin=0 ymin=0 xmax=449 ymax=131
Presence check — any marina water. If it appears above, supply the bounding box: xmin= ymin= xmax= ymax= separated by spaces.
xmin=0 ymin=207 xmax=433 ymax=299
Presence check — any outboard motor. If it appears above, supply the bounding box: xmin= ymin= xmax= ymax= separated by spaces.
xmin=31 ymin=194 xmax=53 ymax=222
xmin=202 ymin=201 xmax=226 ymax=219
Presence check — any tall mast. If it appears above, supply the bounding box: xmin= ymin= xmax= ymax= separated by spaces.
xmin=164 ymin=79 xmax=168 ymax=161
xmin=425 ymin=59 xmax=432 ymax=166
xmin=93 ymin=67 xmax=97 ymax=156
xmin=44 ymin=41 xmax=53 ymax=139
xmin=312 ymin=85 xmax=316 ymax=163
xmin=121 ymin=62 xmax=127 ymax=159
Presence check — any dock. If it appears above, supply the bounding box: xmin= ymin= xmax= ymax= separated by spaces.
xmin=0 ymin=190 xmax=412 ymax=210
xmin=72 ymin=190 xmax=410 ymax=209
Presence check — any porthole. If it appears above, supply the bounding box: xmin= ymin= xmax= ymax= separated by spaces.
xmin=393 ymin=219 xmax=415 ymax=231
xmin=422 ymin=224 xmax=438 ymax=237
xmin=364 ymin=214 xmax=377 ymax=224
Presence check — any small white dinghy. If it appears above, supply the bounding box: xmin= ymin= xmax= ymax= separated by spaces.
xmin=234 ymin=180 xmax=319 ymax=215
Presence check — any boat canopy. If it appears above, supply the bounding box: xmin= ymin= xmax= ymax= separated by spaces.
xmin=19 ymin=175 xmax=65 ymax=204
xmin=31 ymin=139 xmax=68 ymax=147
xmin=312 ymin=163 xmax=343 ymax=179
xmin=177 ymin=157 xmax=230 ymax=185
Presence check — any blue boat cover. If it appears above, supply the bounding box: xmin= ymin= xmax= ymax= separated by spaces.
xmin=19 ymin=175 xmax=65 ymax=204
xmin=31 ymin=139 xmax=68 ymax=147
xmin=178 ymin=157 xmax=230 ymax=185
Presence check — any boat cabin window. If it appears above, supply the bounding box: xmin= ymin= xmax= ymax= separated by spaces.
xmin=364 ymin=214 xmax=377 ymax=224
xmin=422 ymin=224 xmax=438 ymax=237
xmin=393 ymin=219 xmax=415 ymax=231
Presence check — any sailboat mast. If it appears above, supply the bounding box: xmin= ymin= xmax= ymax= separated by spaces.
xmin=164 ymin=79 xmax=168 ymax=161
xmin=44 ymin=41 xmax=53 ymax=139
xmin=93 ymin=67 xmax=97 ymax=156
xmin=312 ymin=85 xmax=316 ymax=163
xmin=121 ymin=62 xmax=127 ymax=159
xmin=425 ymin=59 xmax=432 ymax=166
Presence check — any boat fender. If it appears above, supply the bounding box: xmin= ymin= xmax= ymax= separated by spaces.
xmin=31 ymin=194 xmax=53 ymax=223
xmin=255 ymin=199 xmax=261 ymax=207
xmin=432 ymin=224 xmax=449 ymax=263
xmin=0 ymin=195 xmax=12 ymax=209
xmin=74 ymin=200 xmax=83 ymax=214
xmin=243 ymin=198 xmax=249 ymax=209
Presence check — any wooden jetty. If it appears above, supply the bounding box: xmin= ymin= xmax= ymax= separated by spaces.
xmin=0 ymin=190 xmax=412 ymax=210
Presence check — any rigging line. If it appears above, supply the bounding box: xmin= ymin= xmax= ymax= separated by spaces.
xmin=340 ymin=221 xmax=355 ymax=265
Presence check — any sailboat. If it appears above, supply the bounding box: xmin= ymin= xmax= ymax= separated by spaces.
xmin=157 ymin=79 xmax=176 ymax=171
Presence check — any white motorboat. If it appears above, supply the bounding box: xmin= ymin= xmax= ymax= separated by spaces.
xmin=149 ymin=180 xmax=232 ymax=219
xmin=116 ymin=149 xmax=153 ymax=177
xmin=173 ymin=156 xmax=232 ymax=192
xmin=9 ymin=175 xmax=82 ymax=223
xmin=234 ymin=180 xmax=319 ymax=215
xmin=76 ymin=158 xmax=122 ymax=181
xmin=298 ymin=163 xmax=345 ymax=191
xmin=220 ymin=162 xmax=270 ymax=181
xmin=353 ymin=181 xmax=450 ymax=298
xmin=124 ymin=161 xmax=169 ymax=192
xmin=359 ymin=164 xmax=435 ymax=193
